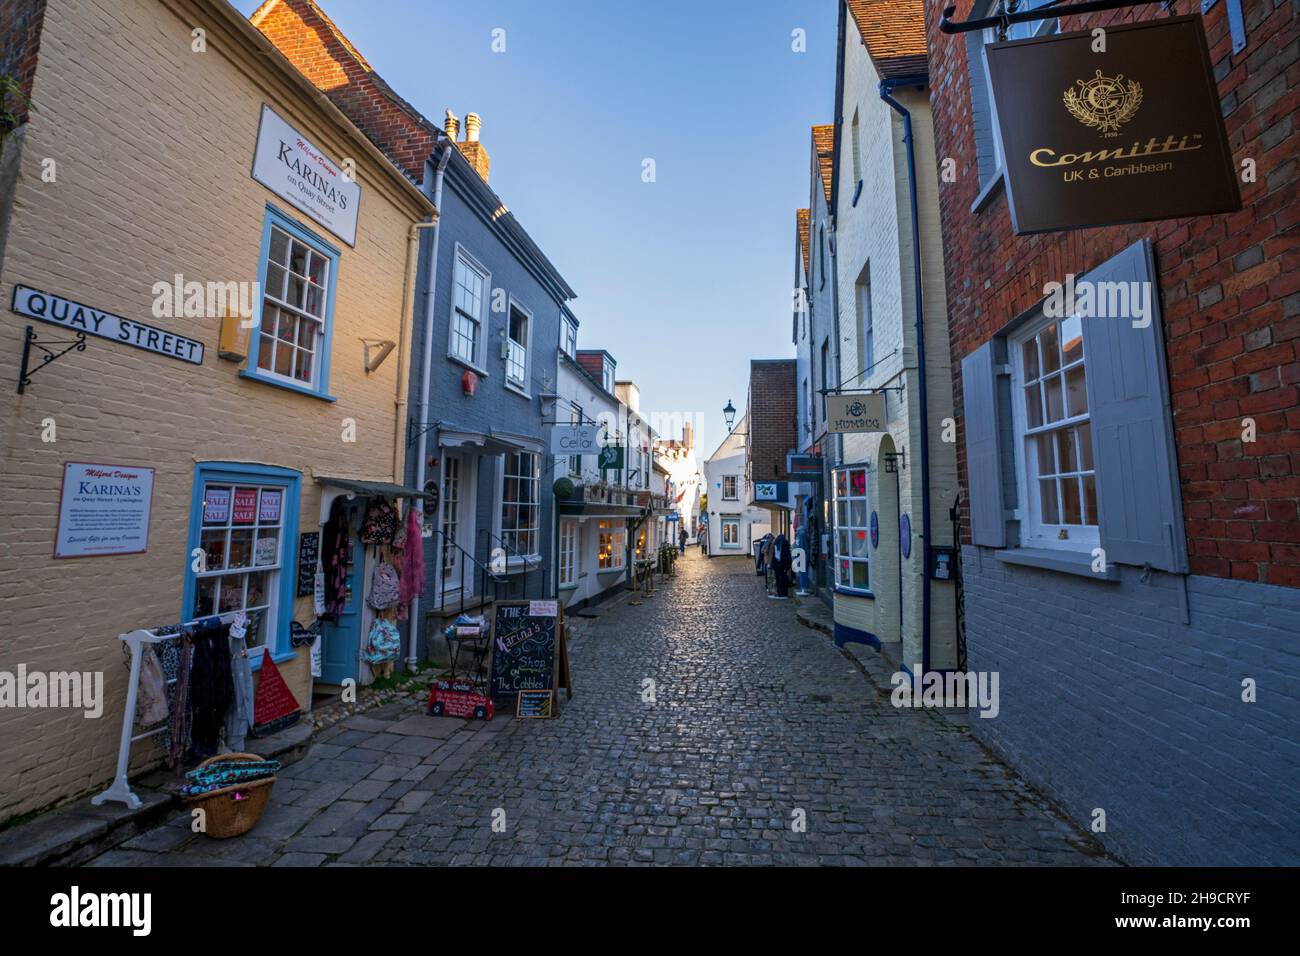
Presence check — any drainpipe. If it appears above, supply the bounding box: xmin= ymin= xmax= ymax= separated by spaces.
xmin=407 ymin=142 xmax=454 ymax=670
xmin=880 ymin=74 xmax=932 ymax=675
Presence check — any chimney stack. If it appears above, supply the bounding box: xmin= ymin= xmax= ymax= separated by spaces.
xmin=455 ymin=111 xmax=491 ymax=183
xmin=444 ymin=109 xmax=460 ymax=141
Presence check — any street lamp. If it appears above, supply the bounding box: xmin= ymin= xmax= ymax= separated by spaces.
xmin=723 ymin=399 xmax=736 ymax=431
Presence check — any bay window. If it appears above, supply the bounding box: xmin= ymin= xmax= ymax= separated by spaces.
xmin=500 ymin=451 xmax=540 ymax=557
xmin=598 ymin=519 xmax=626 ymax=570
xmin=833 ymin=465 xmax=871 ymax=592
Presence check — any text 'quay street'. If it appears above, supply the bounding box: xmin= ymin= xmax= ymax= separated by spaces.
xmin=90 ymin=553 xmax=1107 ymax=867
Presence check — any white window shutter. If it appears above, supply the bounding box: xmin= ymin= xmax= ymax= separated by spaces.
xmin=1080 ymin=240 xmax=1188 ymax=573
xmin=962 ymin=340 xmax=1008 ymax=547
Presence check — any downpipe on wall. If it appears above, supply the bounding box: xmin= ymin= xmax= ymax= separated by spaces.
xmin=407 ymin=141 xmax=454 ymax=670
xmin=880 ymin=75 xmax=932 ymax=675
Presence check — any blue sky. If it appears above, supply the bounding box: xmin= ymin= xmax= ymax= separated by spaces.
xmin=237 ymin=0 xmax=838 ymax=459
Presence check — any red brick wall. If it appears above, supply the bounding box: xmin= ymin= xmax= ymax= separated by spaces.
xmin=0 ymin=0 xmax=47 ymax=133
xmin=926 ymin=0 xmax=1300 ymax=587
xmin=252 ymin=0 xmax=434 ymax=183
xmin=748 ymin=359 xmax=798 ymax=483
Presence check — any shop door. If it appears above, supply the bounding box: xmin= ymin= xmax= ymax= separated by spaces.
xmin=440 ymin=454 xmax=476 ymax=597
xmin=320 ymin=533 xmax=363 ymax=685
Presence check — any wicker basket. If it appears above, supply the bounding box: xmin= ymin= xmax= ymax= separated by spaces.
xmin=183 ymin=753 xmax=277 ymax=839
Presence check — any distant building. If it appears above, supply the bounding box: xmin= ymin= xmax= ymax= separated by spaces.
xmin=704 ymin=414 xmax=771 ymax=557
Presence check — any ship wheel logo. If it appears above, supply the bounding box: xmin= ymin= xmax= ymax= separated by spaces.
xmin=847 ymin=400 xmax=866 ymax=417
xmin=1063 ymin=70 xmax=1143 ymax=137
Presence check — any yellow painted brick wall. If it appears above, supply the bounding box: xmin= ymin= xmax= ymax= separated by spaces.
xmin=0 ymin=0 xmax=427 ymax=822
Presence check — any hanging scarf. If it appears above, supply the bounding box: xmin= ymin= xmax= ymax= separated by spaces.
xmin=187 ymin=619 xmax=234 ymax=762
xmin=166 ymin=635 xmax=195 ymax=769
xmin=321 ymin=499 xmax=351 ymax=618
xmin=397 ymin=502 xmax=425 ymax=620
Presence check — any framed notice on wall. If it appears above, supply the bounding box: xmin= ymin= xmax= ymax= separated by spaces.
xmin=54 ymin=462 xmax=156 ymax=558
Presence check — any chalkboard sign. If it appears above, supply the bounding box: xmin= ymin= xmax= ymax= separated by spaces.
xmin=488 ymin=600 xmax=559 ymax=700
xmin=296 ymin=532 xmax=320 ymax=597
xmin=516 ymin=689 xmax=553 ymax=719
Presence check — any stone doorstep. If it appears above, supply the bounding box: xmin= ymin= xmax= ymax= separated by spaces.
xmin=0 ymin=721 xmax=314 ymax=867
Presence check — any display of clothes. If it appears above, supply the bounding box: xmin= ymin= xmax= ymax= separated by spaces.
xmin=180 ymin=758 xmax=280 ymax=797
xmin=226 ymin=625 xmax=255 ymax=753
xmin=320 ymin=498 xmax=351 ymax=619
xmin=187 ymin=618 xmax=234 ymax=761
xmin=771 ymin=533 xmax=793 ymax=600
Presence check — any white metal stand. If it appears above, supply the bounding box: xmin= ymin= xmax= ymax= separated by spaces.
xmin=92 ymin=614 xmax=238 ymax=810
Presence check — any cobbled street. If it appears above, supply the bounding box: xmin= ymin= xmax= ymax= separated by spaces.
xmin=89 ymin=553 xmax=1106 ymax=867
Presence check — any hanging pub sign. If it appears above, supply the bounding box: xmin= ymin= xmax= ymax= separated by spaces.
xmin=550 ymin=424 xmax=600 ymax=455
xmin=984 ymin=15 xmax=1240 ymax=235
xmin=827 ymin=394 xmax=886 ymax=433
xmin=251 ymin=104 xmax=360 ymax=246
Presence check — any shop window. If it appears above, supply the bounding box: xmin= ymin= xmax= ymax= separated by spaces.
xmin=450 ymin=245 xmax=489 ymax=368
xmin=635 ymin=525 xmax=647 ymax=560
xmin=506 ymin=302 xmax=530 ymax=389
xmin=559 ymin=520 xmax=578 ymax=587
xmin=1011 ymin=313 xmax=1097 ymax=551
xmin=598 ymin=519 xmax=626 ymax=570
xmin=501 ymin=451 xmax=540 ymax=557
xmin=185 ymin=463 xmax=300 ymax=661
xmin=720 ymin=516 xmax=741 ymax=549
xmin=248 ymin=208 xmax=338 ymax=398
xmin=832 ymin=466 xmax=871 ymax=592
xmin=723 ymin=475 xmax=738 ymax=501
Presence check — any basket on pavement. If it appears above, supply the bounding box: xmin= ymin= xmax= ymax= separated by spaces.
xmin=182 ymin=752 xmax=277 ymax=839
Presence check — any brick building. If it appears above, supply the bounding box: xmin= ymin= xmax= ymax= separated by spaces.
xmin=926 ymin=0 xmax=1299 ymax=864
xmin=747 ymin=358 xmax=799 ymax=535
xmin=0 ymin=0 xmax=433 ymax=822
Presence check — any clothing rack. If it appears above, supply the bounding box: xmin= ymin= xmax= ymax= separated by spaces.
xmin=92 ymin=612 xmax=240 ymax=810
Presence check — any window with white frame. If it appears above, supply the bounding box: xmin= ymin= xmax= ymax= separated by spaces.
xmin=195 ymin=483 xmax=284 ymax=649
xmin=720 ymin=515 xmax=740 ymax=549
xmin=500 ymin=451 xmax=540 ymax=557
xmin=722 ymin=475 xmax=738 ymax=500
xmin=598 ymin=519 xmax=626 ymax=570
xmin=506 ymin=304 xmax=529 ymax=387
xmin=451 ymin=249 xmax=487 ymax=366
xmin=558 ymin=520 xmax=577 ymax=587
xmin=562 ymin=318 xmax=578 ymax=358
xmin=1011 ymin=313 xmax=1096 ymax=549
xmin=258 ymin=223 xmax=330 ymax=389
xmin=602 ymin=358 xmax=615 ymax=393
xmin=832 ymin=466 xmax=871 ymax=592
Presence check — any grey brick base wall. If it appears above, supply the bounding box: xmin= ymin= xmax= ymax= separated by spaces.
xmin=962 ymin=546 xmax=1300 ymax=866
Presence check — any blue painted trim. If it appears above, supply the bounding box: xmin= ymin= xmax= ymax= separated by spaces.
xmin=834 ymin=620 xmax=880 ymax=649
xmin=245 ymin=204 xmax=341 ymax=399
xmin=182 ymin=461 xmax=303 ymax=666
xmin=834 ymin=585 xmax=875 ymax=599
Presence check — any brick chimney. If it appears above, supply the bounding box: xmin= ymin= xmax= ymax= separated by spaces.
xmin=456 ymin=110 xmax=491 ymax=183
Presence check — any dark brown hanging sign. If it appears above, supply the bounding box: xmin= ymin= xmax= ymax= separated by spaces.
xmin=984 ymin=15 xmax=1240 ymax=235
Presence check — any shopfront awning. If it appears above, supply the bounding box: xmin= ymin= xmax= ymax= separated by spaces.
xmin=316 ymin=476 xmax=426 ymax=524
xmin=439 ymin=428 xmax=544 ymax=456
xmin=557 ymin=502 xmax=646 ymax=519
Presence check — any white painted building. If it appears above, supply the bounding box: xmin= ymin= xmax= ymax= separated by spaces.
xmin=702 ymin=414 xmax=771 ymax=558
xmin=828 ymin=0 xmax=957 ymax=671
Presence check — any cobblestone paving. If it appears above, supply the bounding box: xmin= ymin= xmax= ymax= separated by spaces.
xmin=87 ymin=552 xmax=1107 ymax=866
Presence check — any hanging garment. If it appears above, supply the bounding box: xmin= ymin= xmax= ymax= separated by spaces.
xmin=187 ymin=619 xmax=234 ymax=762
xmin=368 ymin=561 xmax=401 ymax=610
xmin=362 ymin=618 xmax=401 ymax=665
xmin=134 ymin=643 xmax=170 ymax=728
xmin=321 ymin=499 xmax=351 ymax=618
xmin=773 ymin=533 xmax=793 ymax=598
xmin=166 ymin=636 xmax=195 ymax=769
xmin=226 ymin=627 xmax=254 ymax=753
xmin=359 ymin=497 xmax=399 ymax=546
xmin=396 ymin=502 xmax=425 ymax=620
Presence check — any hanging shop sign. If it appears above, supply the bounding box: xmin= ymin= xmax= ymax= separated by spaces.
xmin=755 ymin=481 xmax=788 ymax=502
xmin=550 ymin=424 xmax=600 ymax=455
xmin=11 ymin=285 xmax=204 ymax=365
xmin=827 ymin=394 xmax=887 ymax=433
xmin=985 ymin=16 xmax=1240 ymax=235
xmin=597 ymin=444 xmax=625 ymax=470
xmin=251 ymin=104 xmax=360 ymax=246
xmin=787 ymin=452 xmax=824 ymax=477
xmin=54 ymin=462 xmax=156 ymax=559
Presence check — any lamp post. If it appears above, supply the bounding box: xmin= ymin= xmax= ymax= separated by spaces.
xmin=723 ymin=399 xmax=736 ymax=432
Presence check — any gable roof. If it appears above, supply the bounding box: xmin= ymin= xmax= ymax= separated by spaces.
xmin=796 ymin=209 xmax=811 ymax=277
xmin=812 ymin=124 xmax=834 ymax=204
xmin=845 ymin=0 xmax=929 ymax=80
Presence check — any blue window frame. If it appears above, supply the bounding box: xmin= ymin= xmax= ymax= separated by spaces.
xmin=241 ymin=204 xmax=340 ymax=401
xmin=183 ymin=462 xmax=302 ymax=668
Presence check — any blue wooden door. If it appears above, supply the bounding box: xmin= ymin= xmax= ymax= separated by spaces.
xmin=320 ymin=531 xmax=363 ymax=685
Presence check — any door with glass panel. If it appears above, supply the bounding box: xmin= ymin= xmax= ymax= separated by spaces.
xmin=440 ymin=454 xmax=474 ymax=597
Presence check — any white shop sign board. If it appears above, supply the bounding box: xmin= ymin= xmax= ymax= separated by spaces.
xmin=252 ymin=105 xmax=360 ymax=246
xmin=550 ymin=425 xmax=600 ymax=455
xmin=827 ymin=394 xmax=887 ymax=433
xmin=54 ymin=462 xmax=156 ymax=558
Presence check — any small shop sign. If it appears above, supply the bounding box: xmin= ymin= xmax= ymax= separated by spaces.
xmin=755 ymin=482 xmax=788 ymax=502
xmin=550 ymin=424 xmax=599 ymax=455
xmin=252 ymin=105 xmax=361 ymax=246
xmin=11 ymin=285 xmax=204 ymax=365
xmin=827 ymin=394 xmax=886 ymax=433
xmin=427 ymin=678 xmax=494 ymax=720
xmin=985 ymin=16 xmax=1240 ymax=235
xmin=54 ymin=462 xmax=156 ymax=558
